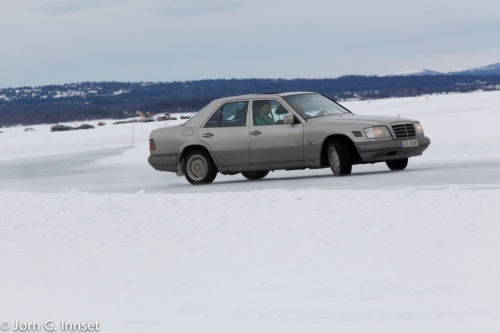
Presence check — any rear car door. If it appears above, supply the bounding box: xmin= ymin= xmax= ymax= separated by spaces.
xmin=199 ymin=100 xmax=250 ymax=166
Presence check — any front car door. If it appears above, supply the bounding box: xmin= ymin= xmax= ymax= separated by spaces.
xmin=248 ymin=99 xmax=304 ymax=164
xmin=199 ymin=100 xmax=250 ymax=166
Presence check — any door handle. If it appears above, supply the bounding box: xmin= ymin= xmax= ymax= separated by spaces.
xmin=250 ymin=130 xmax=262 ymax=136
xmin=202 ymin=133 xmax=214 ymax=138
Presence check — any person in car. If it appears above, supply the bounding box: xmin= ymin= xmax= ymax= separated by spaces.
xmin=254 ymin=101 xmax=276 ymax=125
xmin=290 ymin=100 xmax=311 ymax=118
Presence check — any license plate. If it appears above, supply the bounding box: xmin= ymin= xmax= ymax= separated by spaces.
xmin=400 ymin=139 xmax=419 ymax=148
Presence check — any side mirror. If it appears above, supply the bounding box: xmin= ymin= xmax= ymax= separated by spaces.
xmin=284 ymin=114 xmax=294 ymax=124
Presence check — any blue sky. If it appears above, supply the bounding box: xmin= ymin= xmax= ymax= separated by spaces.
xmin=1 ymin=0 xmax=499 ymax=87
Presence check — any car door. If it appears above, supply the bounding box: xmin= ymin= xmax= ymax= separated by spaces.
xmin=199 ymin=100 xmax=250 ymax=166
xmin=248 ymin=99 xmax=304 ymax=164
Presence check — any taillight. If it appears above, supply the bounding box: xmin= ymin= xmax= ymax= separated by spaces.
xmin=149 ymin=139 xmax=156 ymax=150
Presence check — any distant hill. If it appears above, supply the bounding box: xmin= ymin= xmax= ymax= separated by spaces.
xmin=2 ymin=74 xmax=500 ymax=127
xmin=384 ymin=62 xmax=500 ymax=76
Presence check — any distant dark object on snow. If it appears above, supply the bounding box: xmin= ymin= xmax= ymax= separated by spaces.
xmin=113 ymin=121 xmax=128 ymax=125
xmin=51 ymin=124 xmax=75 ymax=132
xmin=24 ymin=127 xmax=36 ymax=132
xmin=181 ymin=115 xmax=191 ymax=119
xmin=157 ymin=113 xmax=177 ymax=121
xmin=97 ymin=122 xmax=106 ymax=126
xmin=76 ymin=124 xmax=95 ymax=130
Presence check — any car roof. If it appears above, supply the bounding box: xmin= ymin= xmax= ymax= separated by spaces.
xmin=210 ymin=91 xmax=316 ymax=104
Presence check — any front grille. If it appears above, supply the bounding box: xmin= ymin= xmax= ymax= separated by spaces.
xmin=391 ymin=123 xmax=416 ymax=138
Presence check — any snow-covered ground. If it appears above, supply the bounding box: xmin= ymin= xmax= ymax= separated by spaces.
xmin=1 ymin=92 xmax=500 ymax=333
xmin=2 ymin=91 xmax=500 ymax=164
xmin=0 ymin=113 xmax=190 ymax=162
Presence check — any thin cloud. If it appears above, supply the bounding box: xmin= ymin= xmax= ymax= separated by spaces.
xmin=33 ymin=0 xmax=133 ymax=15
xmin=154 ymin=0 xmax=247 ymax=17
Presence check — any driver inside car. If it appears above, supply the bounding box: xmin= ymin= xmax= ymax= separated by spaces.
xmin=291 ymin=100 xmax=329 ymax=118
xmin=254 ymin=101 xmax=276 ymax=125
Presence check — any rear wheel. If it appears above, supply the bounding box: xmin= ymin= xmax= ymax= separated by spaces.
xmin=241 ymin=171 xmax=269 ymax=180
xmin=183 ymin=150 xmax=218 ymax=185
xmin=327 ymin=140 xmax=352 ymax=176
xmin=386 ymin=158 xmax=408 ymax=171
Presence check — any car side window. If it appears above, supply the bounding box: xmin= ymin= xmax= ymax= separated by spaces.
xmin=204 ymin=109 xmax=222 ymax=128
xmin=221 ymin=101 xmax=248 ymax=127
xmin=252 ymin=100 xmax=291 ymax=125
xmin=204 ymin=101 xmax=249 ymax=128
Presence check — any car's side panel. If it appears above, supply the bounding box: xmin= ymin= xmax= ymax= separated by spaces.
xmin=197 ymin=100 xmax=252 ymax=167
xmin=199 ymin=127 xmax=250 ymax=166
xmin=248 ymin=98 xmax=305 ymax=165
xmin=302 ymin=122 xmax=363 ymax=161
xmin=248 ymin=123 xmax=304 ymax=164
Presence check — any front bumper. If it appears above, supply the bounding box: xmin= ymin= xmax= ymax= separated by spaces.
xmin=148 ymin=154 xmax=179 ymax=172
xmin=356 ymin=137 xmax=431 ymax=162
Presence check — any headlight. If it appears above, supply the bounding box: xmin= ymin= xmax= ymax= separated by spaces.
xmin=364 ymin=126 xmax=392 ymax=139
xmin=414 ymin=122 xmax=424 ymax=137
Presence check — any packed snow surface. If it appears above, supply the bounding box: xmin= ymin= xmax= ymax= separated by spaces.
xmin=1 ymin=188 xmax=499 ymax=333
xmin=1 ymin=91 xmax=500 ymax=332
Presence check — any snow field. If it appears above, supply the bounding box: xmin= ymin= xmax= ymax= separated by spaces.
xmin=99 ymin=90 xmax=500 ymax=166
xmin=2 ymin=91 xmax=500 ymax=332
xmin=2 ymin=91 xmax=500 ymax=165
xmin=1 ymin=188 xmax=500 ymax=332
xmin=347 ymin=91 xmax=500 ymax=161
xmin=0 ymin=115 xmax=188 ymax=162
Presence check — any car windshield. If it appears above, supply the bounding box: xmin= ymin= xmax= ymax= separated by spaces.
xmin=283 ymin=93 xmax=350 ymax=119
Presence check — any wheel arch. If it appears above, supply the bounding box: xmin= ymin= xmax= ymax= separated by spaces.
xmin=179 ymin=144 xmax=220 ymax=171
xmin=320 ymin=134 xmax=362 ymax=167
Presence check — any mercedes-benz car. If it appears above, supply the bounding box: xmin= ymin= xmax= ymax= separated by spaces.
xmin=148 ymin=92 xmax=431 ymax=185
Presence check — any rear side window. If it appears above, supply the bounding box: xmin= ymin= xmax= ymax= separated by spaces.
xmin=204 ymin=109 xmax=222 ymax=128
xmin=204 ymin=101 xmax=249 ymax=128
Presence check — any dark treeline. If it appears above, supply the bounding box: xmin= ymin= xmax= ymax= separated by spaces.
xmin=1 ymin=75 xmax=500 ymax=126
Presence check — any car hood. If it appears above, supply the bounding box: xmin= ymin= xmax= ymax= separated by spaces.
xmin=306 ymin=113 xmax=417 ymax=125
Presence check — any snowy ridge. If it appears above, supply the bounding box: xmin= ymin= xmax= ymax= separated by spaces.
xmin=449 ymin=62 xmax=500 ymax=76
xmin=382 ymin=69 xmax=442 ymax=77
xmin=384 ymin=62 xmax=500 ymax=77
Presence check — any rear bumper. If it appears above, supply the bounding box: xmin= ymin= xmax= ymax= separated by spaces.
xmin=148 ymin=154 xmax=179 ymax=172
xmin=356 ymin=137 xmax=431 ymax=162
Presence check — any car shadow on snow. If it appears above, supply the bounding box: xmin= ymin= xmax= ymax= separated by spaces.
xmin=164 ymin=167 xmax=427 ymax=189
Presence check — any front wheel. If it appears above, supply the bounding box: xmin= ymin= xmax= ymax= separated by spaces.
xmin=241 ymin=171 xmax=269 ymax=180
xmin=183 ymin=150 xmax=218 ymax=185
xmin=386 ymin=158 xmax=408 ymax=171
xmin=327 ymin=140 xmax=352 ymax=176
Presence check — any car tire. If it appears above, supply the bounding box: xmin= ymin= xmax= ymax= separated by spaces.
xmin=386 ymin=158 xmax=408 ymax=171
xmin=327 ymin=140 xmax=352 ymax=176
xmin=241 ymin=171 xmax=270 ymax=180
xmin=183 ymin=150 xmax=218 ymax=185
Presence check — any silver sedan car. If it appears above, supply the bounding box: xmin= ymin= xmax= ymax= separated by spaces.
xmin=148 ymin=92 xmax=431 ymax=185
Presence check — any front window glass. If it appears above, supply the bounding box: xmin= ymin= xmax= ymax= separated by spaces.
xmin=252 ymin=100 xmax=291 ymax=126
xmin=283 ymin=93 xmax=350 ymax=119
